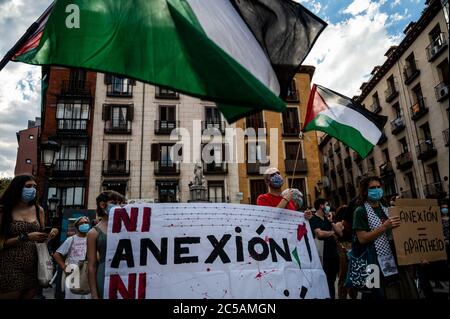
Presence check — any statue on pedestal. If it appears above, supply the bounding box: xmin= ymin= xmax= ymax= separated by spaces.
xmin=188 ymin=162 xmax=208 ymax=202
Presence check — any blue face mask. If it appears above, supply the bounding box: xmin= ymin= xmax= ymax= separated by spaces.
xmin=105 ymin=203 xmax=117 ymax=215
xmin=441 ymin=208 xmax=448 ymax=215
xmin=269 ymin=174 xmax=284 ymax=189
xmin=368 ymin=188 xmax=384 ymax=202
xmin=21 ymin=187 xmax=36 ymax=203
xmin=78 ymin=223 xmax=90 ymax=233
xmin=324 ymin=205 xmax=331 ymax=214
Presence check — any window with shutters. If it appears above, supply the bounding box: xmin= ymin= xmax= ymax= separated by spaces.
xmin=56 ymin=101 xmax=90 ymax=131
xmin=103 ymin=143 xmax=130 ymax=175
xmin=208 ymin=181 xmax=225 ymax=203
xmin=48 ymin=183 xmax=85 ymax=208
xmin=103 ymin=104 xmax=133 ymax=134
xmin=155 ymin=105 xmax=178 ymax=134
xmin=202 ymin=144 xmax=227 ymax=174
xmin=105 ymin=74 xmax=134 ymax=97
xmin=282 ymin=107 xmax=301 ymax=136
xmin=152 ymin=143 xmax=180 ymax=175
xmin=202 ymin=106 xmax=224 ymax=134
xmin=250 ymin=179 xmax=267 ymax=205
xmin=155 ymin=86 xmax=179 ymax=99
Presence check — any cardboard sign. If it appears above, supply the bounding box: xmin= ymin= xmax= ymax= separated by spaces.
xmin=104 ymin=203 xmax=329 ymax=299
xmin=390 ymin=199 xmax=446 ymax=266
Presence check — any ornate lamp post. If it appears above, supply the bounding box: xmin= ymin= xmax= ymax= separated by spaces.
xmin=40 ymin=140 xmax=60 ymax=227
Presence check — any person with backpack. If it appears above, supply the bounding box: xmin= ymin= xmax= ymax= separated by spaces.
xmin=54 ymin=216 xmax=91 ymax=299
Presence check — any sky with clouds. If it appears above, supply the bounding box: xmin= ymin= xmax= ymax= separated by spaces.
xmin=0 ymin=0 xmax=428 ymax=177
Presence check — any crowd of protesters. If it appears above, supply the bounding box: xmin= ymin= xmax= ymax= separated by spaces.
xmin=1 ymin=172 xmax=448 ymax=299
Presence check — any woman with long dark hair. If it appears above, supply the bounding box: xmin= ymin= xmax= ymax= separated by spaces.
xmin=353 ymin=176 xmax=418 ymax=299
xmin=87 ymin=190 xmax=126 ymax=299
xmin=0 ymin=175 xmax=59 ymax=299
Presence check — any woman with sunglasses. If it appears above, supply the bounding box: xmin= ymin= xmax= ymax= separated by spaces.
xmin=352 ymin=176 xmax=418 ymax=299
xmin=0 ymin=174 xmax=59 ymax=299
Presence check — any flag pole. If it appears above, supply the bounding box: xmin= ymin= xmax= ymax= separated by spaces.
xmin=290 ymin=132 xmax=303 ymax=189
xmin=0 ymin=1 xmax=55 ymax=72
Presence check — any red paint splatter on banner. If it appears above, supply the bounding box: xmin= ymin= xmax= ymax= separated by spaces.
xmin=264 ymin=235 xmax=270 ymax=242
xmin=297 ymin=224 xmax=307 ymax=241
xmin=207 ymin=268 xmax=211 ymax=272
xmin=267 ymin=282 xmax=273 ymax=288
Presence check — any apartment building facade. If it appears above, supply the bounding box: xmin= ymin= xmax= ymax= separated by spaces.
xmin=318 ymin=0 xmax=449 ymax=206
xmin=86 ymin=74 xmax=240 ymax=208
xmin=236 ymin=66 xmax=322 ymax=208
xmin=37 ymin=66 xmax=97 ymax=226
xmin=15 ymin=118 xmax=40 ymax=176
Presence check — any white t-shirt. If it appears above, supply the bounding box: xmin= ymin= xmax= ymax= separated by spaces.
xmin=56 ymin=235 xmax=87 ymax=265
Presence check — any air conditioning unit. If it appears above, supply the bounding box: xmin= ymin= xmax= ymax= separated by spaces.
xmin=439 ymin=86 xmax=449 ymax=98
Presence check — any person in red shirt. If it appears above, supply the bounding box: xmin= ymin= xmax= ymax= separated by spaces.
xmin=256 ymin=167 xmax=297 ymax=210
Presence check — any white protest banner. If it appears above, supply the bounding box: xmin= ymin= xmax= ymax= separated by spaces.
xmin=104 ymin=203 xmax=329 ymax=299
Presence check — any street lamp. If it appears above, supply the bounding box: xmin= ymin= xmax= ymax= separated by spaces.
xmin=48 ymin=195 xmax=59 ymax=219
xmin=41 ymin=140 xmax=60 ymax=168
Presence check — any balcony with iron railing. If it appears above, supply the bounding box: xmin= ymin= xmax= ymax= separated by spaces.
xmin=401 ymin=188 xmax=418 ymax=199
xmin=102 ymin=160 xmax=130 ymax=176
xmin=426 ymin=33 xmax=448 ymax=62
xmin=247 ymin=161 xmax=270 ymax=175
xmin=60 ymin=80 xmax=91 ymax=97
xmin=344 ymin=156 xmax=352 ymax=169
xmin=434 ymin=82 xmax=449 ymax=102
xmin=379 ymin=162 xmax=394 ymax=177
xmin=203 ymin=162 xmax=228 ymax=175
xmin=403 ymin=64 xmax=420 ymax=85
xmin=443 ymin=128 xmax=449 ymax=147
xmin=154 ymin=120 xmax=179 ymax=135
xmin=285 ymin=159 xmax=307 ymax=174
xmin=54 ymin=159 xmax=85 ymax=176
xmin=416 ymin=139 xmax=437 ymax=161
xmin=385 ymin=85 xmax=399 ymax=103
xmin=410 ymin=98 xmax=428 ymax=121
xmin=104 ymin=121 xmax=132 ymax=134
xmin=395 ymin=152 xmax=413 ymax=170
xmin=282 ymin=121 xmax=302 ymax=136
xmin=370 ymin=101 xmax=382 ymax=113
xmin=390 ymin=116 xmax=405 ymax=135
xmin=106 ymin=83 xmax=133 ymax=97
xmin=424 ymin=181 xmax=446 ymax=198
xmin=155 ymin=90 xmax=179 ymax=100
xmin=377 ymin=131 xmax=387 ymax=145
xmin=57 ymin=119 xmax=88 ymax=133
xmin=245 ymin=120 xmax=267 ymax=136
xmin=154 ymin=162 xmax=180 ymax=175
xmin=202 ymin=121 xmax=226 ymax=135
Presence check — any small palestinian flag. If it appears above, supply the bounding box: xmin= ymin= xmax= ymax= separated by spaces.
xmin=304 ymin=84 xmax=388 ymax=158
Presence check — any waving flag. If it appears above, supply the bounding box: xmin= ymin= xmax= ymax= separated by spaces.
xmin=7 ymin=0 xmax=326 ymax=123
xmin=304 ymin=85 xmax=388 ymax=158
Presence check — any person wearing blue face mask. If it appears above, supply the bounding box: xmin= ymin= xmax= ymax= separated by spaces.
xmin=353 ymin=176 xmax=418 ymax=299
xmin=256 ymin=167 xmax=297 ymax=211
xmin=87 ymin=190 xmax=126 ymax=299
xmin=54 ymin=216 xmax=91 ymax=299
xmin=0 ymin=175 xmax=59 ymax=299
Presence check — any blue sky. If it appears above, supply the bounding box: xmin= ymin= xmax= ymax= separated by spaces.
xmin=0 ymin=0 xmax=432 ymax=177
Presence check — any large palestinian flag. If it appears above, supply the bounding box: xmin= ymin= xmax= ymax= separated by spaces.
xmin=304 ymin=84 xmax=388 ymax=158
xmin=10 ymin=0 xmax=326 ymax=123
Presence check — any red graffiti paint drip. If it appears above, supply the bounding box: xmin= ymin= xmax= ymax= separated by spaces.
xmin=264 ymin=235 xmax=270 ymax=242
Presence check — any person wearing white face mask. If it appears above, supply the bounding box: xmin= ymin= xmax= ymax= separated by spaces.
xmin=0 ymin=175 xmax=59 ymax=299
xmin=87 ymin=190 xmax=126 ymax=299
xmin=309 ymin=198 xmax=343 ymax=299
xmin=54 ymin=216 xmax=91 ymax=299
